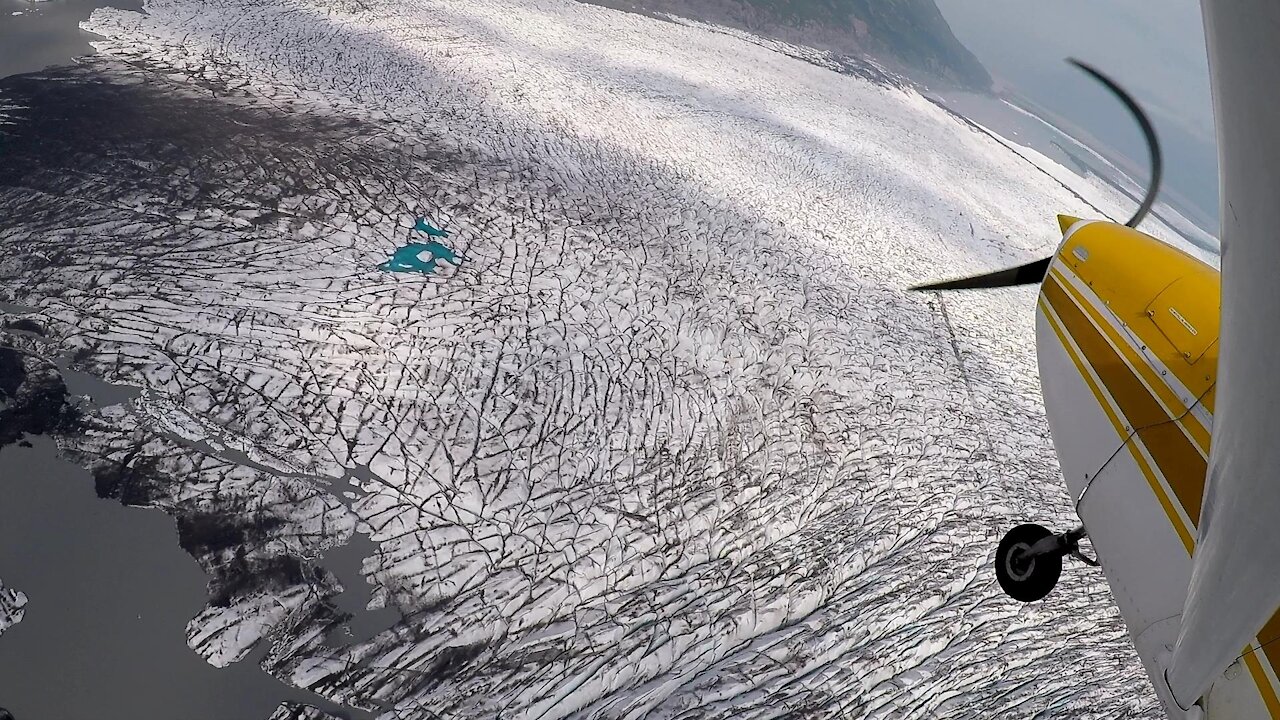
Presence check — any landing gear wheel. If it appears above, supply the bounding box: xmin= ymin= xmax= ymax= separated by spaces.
xmin=996 ymin=523 xmax=1062 ymax=602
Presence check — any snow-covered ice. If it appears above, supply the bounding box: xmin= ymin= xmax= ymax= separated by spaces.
xmin=0 ymin=0 xmax=1179 ymax=716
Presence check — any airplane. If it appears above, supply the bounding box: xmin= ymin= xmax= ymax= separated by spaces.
xmin=914 ymin=3 xmax=1280 ymax=715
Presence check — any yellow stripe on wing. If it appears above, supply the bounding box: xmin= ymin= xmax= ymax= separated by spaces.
xmin=1036 ymin=292 xmax=1195 ymax=552
xmin=1244 ymin=651 xmax=1280 ymax=718
xmin=1041 ymin=277 xmax=1202 ymax=544
xmin=1049 ymin=264 xmax=1211 ymax=457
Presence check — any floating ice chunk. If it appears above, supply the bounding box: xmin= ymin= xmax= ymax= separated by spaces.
xmin=0 ymin=579 xmax=27 ymax=637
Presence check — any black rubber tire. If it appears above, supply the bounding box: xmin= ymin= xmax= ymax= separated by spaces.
xmin=995 ymin=523 xmax=1062 ymax=602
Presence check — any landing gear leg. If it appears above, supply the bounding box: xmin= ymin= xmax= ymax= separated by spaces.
xmin=995 ymin=524 xmax=1096 ymax=602
xmin=1064 ymin=527 xmax=1099 ymax=567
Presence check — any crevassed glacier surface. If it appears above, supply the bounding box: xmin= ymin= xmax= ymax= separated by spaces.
xmin=0 ymin=0 xmax=1172 ymax=716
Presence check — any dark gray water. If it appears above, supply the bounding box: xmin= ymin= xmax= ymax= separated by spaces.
xmin=56 ymin=364 xmax=143 ymax=407
xmin=128 ymin=428 xmax=402 ymax=646
xmin=0 ymin=435 xmax=367 ymax=720
xmin=0 ymin=344 xmax=385 ymax=719
xmin=0 ymin=0 xmax=141 ymax=80
xmin=324 ymin=523 xmax=401 ymax=646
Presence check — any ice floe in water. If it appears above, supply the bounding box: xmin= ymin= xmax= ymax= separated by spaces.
xmin=0 ymin=579 xmax=26 ymax=638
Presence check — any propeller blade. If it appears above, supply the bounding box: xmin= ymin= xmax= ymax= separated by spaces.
xmin=1067 ymin=59 xmax=1162 ymax=230
xmin=911 ymin=61 xmax=1158 ymax=292
xmin=911 ymin=256 xmax=1051 ymax=290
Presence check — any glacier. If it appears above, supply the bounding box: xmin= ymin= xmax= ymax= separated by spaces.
xmin=0 ymin=0 xmax=1184 ymax=716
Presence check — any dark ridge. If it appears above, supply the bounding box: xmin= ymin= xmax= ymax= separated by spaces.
xmin=0 ymin=347 xmax=72 ymax=446
xmin=424 ymin=642 xmax=487 ymax=683
xmin=209 ymin=553 xmax=311 ymax=608
xmin=93 ymin=453 xmax=167 ymax=506
xmin=0 ymin=346 xmax=22 ymax=398
xmin=177 ymin=511 xmax=287 ymax=556
xmin=3 ymin=318 xmax=46 ymax=336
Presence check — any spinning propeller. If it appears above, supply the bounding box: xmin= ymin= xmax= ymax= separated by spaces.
xmin=913 ymin=59 xmax=1163 ymax=291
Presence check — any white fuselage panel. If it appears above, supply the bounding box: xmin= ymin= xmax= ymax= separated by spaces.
xmin=1036 ymin=262 xmax=1270 ymax=720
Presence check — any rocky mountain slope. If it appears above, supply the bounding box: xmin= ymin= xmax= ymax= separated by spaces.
xmin=586 ymin=0 xmax=992 ymax=90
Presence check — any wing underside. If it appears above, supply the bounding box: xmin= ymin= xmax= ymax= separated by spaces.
xmin=1169 ymin=0 xmax=1280 ymax=707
